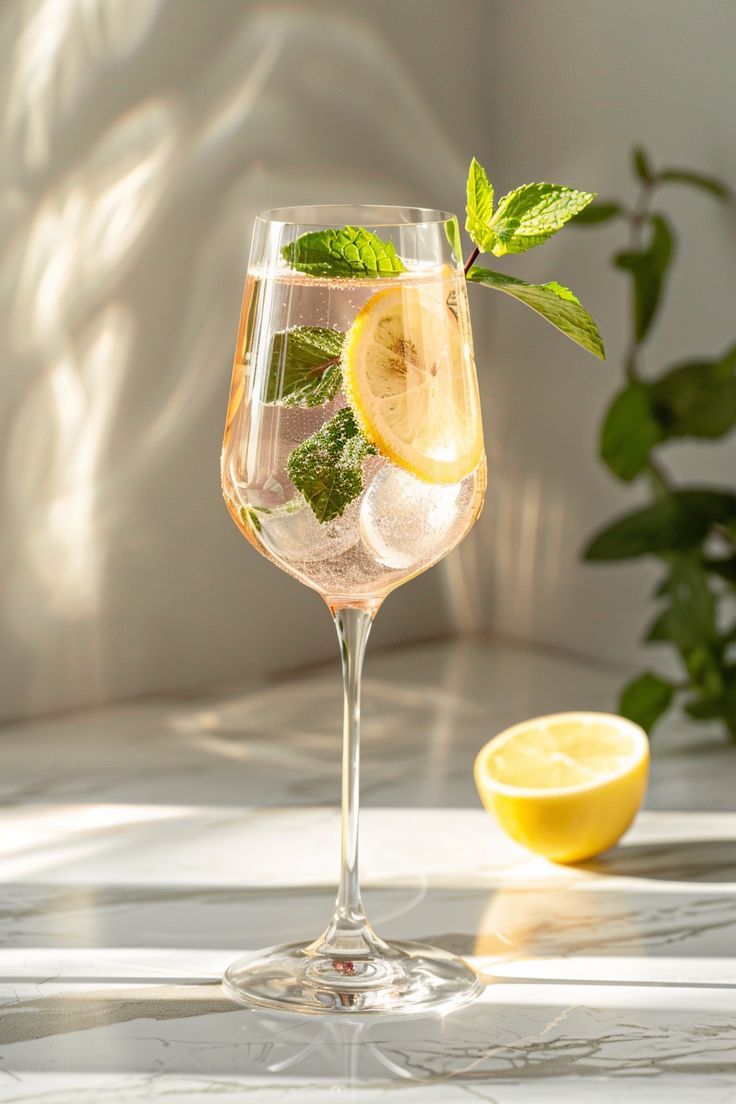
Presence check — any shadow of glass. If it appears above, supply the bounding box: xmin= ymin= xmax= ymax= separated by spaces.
xmin=579 ymin=839 xmax=736 ymax=884
xmin=3 ymin=979 xmax=735 ymax=1084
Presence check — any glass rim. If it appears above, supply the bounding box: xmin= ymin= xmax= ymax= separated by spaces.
xmin=255 ymin=204 xmax=457 ymax=229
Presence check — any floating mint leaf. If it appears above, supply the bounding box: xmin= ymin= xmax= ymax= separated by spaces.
xmin=240 ymin=505 xmax=262 ymax=534
xmin=267 ymin=327 xmax=344 ymax=406
xmin=467 ymin=266 xmax=605 ymax=359
xmin=282 ymin=226 xmax=407 ymax=278
xmin=465 ymin=158 xmax=495 ymax=252
xmin=488 ymin=183 xmax=595 ymax=256
xmin=287 ymin=407 xmax=377 ymax=523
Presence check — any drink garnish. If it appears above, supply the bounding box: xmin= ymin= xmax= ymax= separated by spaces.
xmin=282 ymin=225 xmax=406 ymax=277
xmin=275 ymin=157 xmax=606 ymax=522
xmin=267 ymin=326 xmax=344 ymax=406
xmin=286 ymin=407 xmax=377 ymax=523
xmin=342 ymin=286 xmax=483 ymax=484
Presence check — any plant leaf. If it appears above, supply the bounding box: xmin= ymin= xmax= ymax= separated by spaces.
xmin=282 ymin=226 xmax=406 ymax=278
xmin=467 ymin=266 xmax=605 ymax=359
xmin=649 ymin=344 xmax=736 ymax=440
xmin=488 ymin=183 xmax=595 ymax=256
xmin=632 ymin=146 xmax=655 ymax=184
xmin=465 ymin=158 xmax=495 ymax=252
xmin=583 ymin=490 xmax=736 ymax=560
xmin=267 ymin=327 xmax=344 ymax=406
xmin=572 ymin=200 xmax=624 ymax=225
xmin=286 ymin=407 xmax=376 ymax=523
xmin=600 ymin=383 xmax=665 ymax=482
xmin=657 ymin=167 xmax=731 ymax=200
xmin=619 ymin=671 xmax=675 ymax=734
xmin=704 ymin=556 xmax=736 ymax=584
xmin=445 ymin=216 xmax=464 ymax=264
xmin=240 ymin=505 xmax=262 ymax=534
xmin=645 ymin=557 xmax=718 ymax=656
xmin=614 ymin=214 xmax=675 ymax=341
xmin=685 ymin=671 xmax=736 ymax=737
xmin=685 ymin=645 xmax=724 ymax=698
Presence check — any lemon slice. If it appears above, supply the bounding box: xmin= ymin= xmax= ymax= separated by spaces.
xmin=474 ymin=712 xmax=649 ymax=863
xmin=342 ymin=285 xmax=483 ymax=484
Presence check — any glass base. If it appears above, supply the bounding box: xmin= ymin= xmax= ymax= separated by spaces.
xmin=223 ymin=939 xmax=482 ymax=1016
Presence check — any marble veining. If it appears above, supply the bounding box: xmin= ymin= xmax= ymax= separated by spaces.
xmin=0 ymin=638 xmax=735 ymax=1101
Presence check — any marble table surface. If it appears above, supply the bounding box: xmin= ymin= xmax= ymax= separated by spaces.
xmin=1 ymin=635 xmax=735 ymax=1102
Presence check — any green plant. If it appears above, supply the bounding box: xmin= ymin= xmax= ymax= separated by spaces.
xmin=577 ymin=147 xmax=736 ymax=737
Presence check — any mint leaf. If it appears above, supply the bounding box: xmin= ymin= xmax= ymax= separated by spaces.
xmin=267 ymin=327 xmax=343 ymax=406
xmin=489 ymin=183 xmax=595 ymax=256
xmin=240 ymin=505 xmax=262 ymax=534
xmin=649 ymin=345 xmax=736 ymax=440
xmin=282 ymin=226 xmax=406 ymax=278
xmin=572 ymin=200 xmax=624 ymax=225
xmin=465 ymin=158 xmax=495 ymax=252
xmin=619 ymin=671 xmax=674 ymax=734
xmin=583 ymin=490 xmax=736 ymax=560
xmin=633 ymin=146 xmax=655 ymax=184
xmin=614 ymin=214 xmax=674 ymax=341
xmin=657 ymin=167 xmax=730 ymax=200
xmin=467 ymin=265 xmax=605 ymax=359
xmin=287 ymin=407 xmax=377 ymax=523
xmin=600 ymin=383 xmax=665 ymax=482
xmin=645 ymin=557 xmax=718 ymax=656
xmin=704 ymin=556 xmax=736 ymax=584
xmin=445 ymin=216 xmax=463 ymax=264
xmin=240 ymin=501 xmax=304 ymax=534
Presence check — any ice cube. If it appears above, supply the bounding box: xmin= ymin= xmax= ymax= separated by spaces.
xmin=360 ymin=465 xmax=464 ymax=570
xmin=259 ymin=496 xmax=361 ymax=564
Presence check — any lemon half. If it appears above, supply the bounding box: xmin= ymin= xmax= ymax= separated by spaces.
xmin=342 ymin=285 xmax=483 ymax=484
xmin=474 ymin=712 xmax=649 ymax=863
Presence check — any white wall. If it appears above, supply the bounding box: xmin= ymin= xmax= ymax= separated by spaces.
xmin=1 ymin=0 xmax=734 ymax=721
xmin=465 ymin=0 xmax=736 ymax=671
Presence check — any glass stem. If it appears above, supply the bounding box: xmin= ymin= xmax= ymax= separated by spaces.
xmin=335 ymin=606 xmax=371 ymax=919
xmin=310 ymin=606 xmax=387 ymax=960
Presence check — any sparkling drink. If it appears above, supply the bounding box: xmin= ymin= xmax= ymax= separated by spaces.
xmin=222 ymin=268 xmax=485 ymax=610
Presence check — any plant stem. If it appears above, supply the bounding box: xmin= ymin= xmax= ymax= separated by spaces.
xmin=624 ymin=179 xmax=674 ymax=501
xmin=646 ymin=456 xmax=672 ymax=497
xmin=463 ymin=246 xmax=479 ymax=276
xmin=623 ymin=179 xmax=653 ymax=385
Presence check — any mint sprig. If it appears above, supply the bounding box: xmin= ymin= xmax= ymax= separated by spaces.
xmin=282 ymin=226 xmax=406 ymax=278
xmin=465 ymin=161 xmax=594 ymax=258
xmin=277 ymin=157 xmax=607 ymax=527
xmin=287 ymin=407 xmax=377 ymax=523
xmin=463 ymin=157 xmax=605 ymax=358
xmin=267 ymin=327 xmax=343 ymax=406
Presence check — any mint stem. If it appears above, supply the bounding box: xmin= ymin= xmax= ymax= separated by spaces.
xmin=463 ymin=246 xmax=480 ymax=276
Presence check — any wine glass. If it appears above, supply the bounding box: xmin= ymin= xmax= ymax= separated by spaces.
xmin=220 ymin=205 xmax=486 ymax=1015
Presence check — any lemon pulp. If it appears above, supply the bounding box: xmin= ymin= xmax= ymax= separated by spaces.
xmin=474 ymin=712 xmax=650 ymax=863
xmin=342 ymin=284 xmax=484 ymax=484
